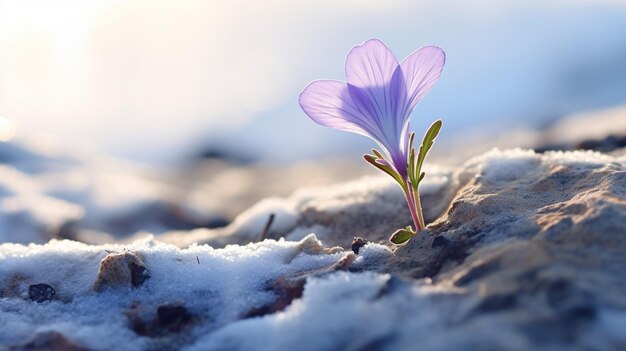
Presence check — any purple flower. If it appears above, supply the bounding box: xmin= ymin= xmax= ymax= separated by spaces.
xmin=299 ymin=39 xmax=446 ymax=243
xmin=298 ymin=39 xmax=445 ymax=178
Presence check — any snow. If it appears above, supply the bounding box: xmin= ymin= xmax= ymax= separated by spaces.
xmin=0 ymin=138 xmax=171 ymax=243
xmin=0 ymin=165 xmax=84 ymax=243
xmin=465 ymin=148 xmax=622 ymax=185
xmin=352 ymin=243 xmax=394 ymax=267
xmin=472 ymin=148 xmax=541 ymax=183
xmin=188 ymin=272 xmax=396 ymax=351
xmin=185 ymin=271 xmax=478 ymax=351
xmin=0 ymin=235 xmax=351 ymax=350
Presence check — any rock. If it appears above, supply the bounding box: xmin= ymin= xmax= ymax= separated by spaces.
xmin=365 ymin=149 xmax=626 ymax=349
xmin=28 ymin=283 xmax=55 ymax=303
xmin=246 ymin=251 xmax=355 ymax=319
xmin=535 ymin=133 xmax=626 ymax=155
xmin=431 ymin=235 xmax=449 ymax=248
xmin=93 ymin=252 xmax=150 ymax=292
xmin=125 ymin=303 xmax=154 ymax=337
xmin=351 ymin=237 xmax=369 ymax=254
xmin=0 ymin=273 xmax=28 ymax=299
xmin=574 ymin=134 xmax=626 ymax=153
xmin=193 ymin=146 xmax=256 ymax=165
xmin=243 ymin=278 xmax=305 ymax=319
xmin=157 ymin=304 xmax=194 ymax=332
xmin=295 ymin=233 xmax=344 ymax=256
xmin=127 ymin=303 xmax=195 ymax=337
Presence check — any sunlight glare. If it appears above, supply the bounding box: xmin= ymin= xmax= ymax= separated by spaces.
xmin=0 ymin=117 xmax=17 ymax=142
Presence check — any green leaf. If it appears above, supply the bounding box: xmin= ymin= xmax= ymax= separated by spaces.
xmin=407 ymin=132 xmax=416 ymax=184
xmin=389 ymin=226 xmax=416 ymax=245
xmin=413 ymin=120 xmax=442 ymax=186
xmin=408 ymin=147 xmax=416 ymax=185
xmin=363 ymin=154 xmax=406 ymax=190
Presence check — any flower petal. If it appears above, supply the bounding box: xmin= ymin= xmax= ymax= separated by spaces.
xmin=344 ymin=39 xmax=402 ymax=122
xmin=399 ymin=46 xmax=446 ymax=117
xmin=345 ymin=39 xmax=399 ymax=90
xmin=298 ymin=80 xmax=381 ymax=139
xmin=344 ymin=39 xmax=409 ymax=174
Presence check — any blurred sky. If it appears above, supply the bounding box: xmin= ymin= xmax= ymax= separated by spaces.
xmin=1 ymin=0 xmax=626 ymax=164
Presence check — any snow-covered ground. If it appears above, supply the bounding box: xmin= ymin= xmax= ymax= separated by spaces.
xmin=1 ymin=107 xmax=626 ymax=350
xmin=1 ymin=145 xmax=625 ymax=350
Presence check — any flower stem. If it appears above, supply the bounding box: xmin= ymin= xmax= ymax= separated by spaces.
xmin=405 ymin=182 xmax=423 ymax=232
xmin=413 ymin=187 xmax=426 ymax=229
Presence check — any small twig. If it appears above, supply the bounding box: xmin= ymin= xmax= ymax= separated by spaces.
xmin=259 ymin=213 xmax=275 ymax=242
xmin=196 ymin=256 xmax=200 ymax=264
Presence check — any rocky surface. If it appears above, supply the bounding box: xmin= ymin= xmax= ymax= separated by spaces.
xmin=156 ymin=167 xmax=454 ymax=249
xmin=1 ymin=146 xmax=625 ymax=350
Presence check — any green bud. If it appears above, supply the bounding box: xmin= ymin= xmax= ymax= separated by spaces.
xmin=389 ymin=226 xmax=416 ymax=245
